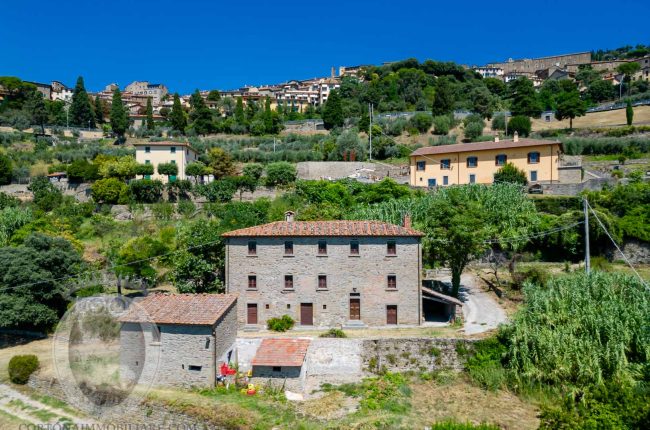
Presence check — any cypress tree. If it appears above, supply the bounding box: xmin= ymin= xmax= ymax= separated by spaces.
xmin=145 ymin=97 xmax=154 ymax=130
xmin=170 ymin=93 xmax=186 ymax=134
xmin=189 ymin=90 xmax=213 ymax=135
xmin=28 ymin=92 xmax=48 ymax=135
xmin=69 ymin=76 xmax=95 ymax=128
xmin=626 ymin=99 xmax=634 ymax=126
xmin=321 ymin=89 xmax=344 ymax=130
xmin=264 ymin=96 xmax=273 ymax=133
xmin=234 ymin=97 xmax=245 ymax=124
xmin=94 ymin=95 xmax=104 ymax=124
xmin=110 ymin=88 xmax=128 ymax=141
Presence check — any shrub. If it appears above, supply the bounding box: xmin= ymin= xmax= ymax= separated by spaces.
xmin=91 ymin=178 xmax=127 ymax=204
xmin=320 ymin=328 xmax=347 ymax=338
xmin=8 ymin=355 xmax=39 ymax=384
xmin=464 ymin=122 xmax=484 ymax=141
xmin=433 ymin=115 xmax=452 ymax=135
xmin=265 ymin=162 xmax=297 ymax=187
xmin=409 ymin=112 xmax=433 ymax=134
xmin=465 ymin=337 xmax=508 ymax=391
xmin=177 ymin=200 xmax=196 ymax=217
xmin=128 ymin=179 xmax=163 ymax=203
xmin=493 ymin=163 xmax=528 ymax=185
xmin=491 ymin=113 xmax=506 ymax=131
xmin=590 ymin=256 xmax=612 ymax=272
xmin=151 ymin=202 xmax=174 ymax=220
xmin=267 ymin=315 xmax=295 ymax=332
xmin=507 ymin=115 xmax=532 ymax=137
xmin=197 ymin=179 xmax=236 ymax=203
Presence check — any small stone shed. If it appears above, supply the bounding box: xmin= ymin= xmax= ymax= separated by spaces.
xmin=422 ymin=286 xmax=463 ymax=322
xmin=251 ymin=338 xmax=311 ymax=390
xmin=119 ymin=293 xmax=238 ymax=388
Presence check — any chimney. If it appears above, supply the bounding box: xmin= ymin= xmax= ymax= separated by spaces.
xmin=403 ymin=214 xmax=412 ymax=229
xmin=513 ymin=131 xmax=519 ymax=143
xmin=494 ymin=135 xmax=499 ymax=143
xmin=285 ymin=211 xmax=295 ymax=222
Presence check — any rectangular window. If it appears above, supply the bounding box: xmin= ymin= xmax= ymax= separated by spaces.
xmin=145 ymin=146 xmax=151 ymax=153
xmin=248 ymin=275 xmax=257 ymax=289
xmin=318 ymin=240 xmax=327 ymax=255
xmin=171 ymin=160 xmax=176 ymax=164
xmin=428 ymin=178 xmax=437 ymax=187
xmin=350 ymin=241 xmax=359 ymax=255
xmin=443 ymin=176 xmax=449 ymax=185
xmin=530 ymin=170 xmax=538 ymax=182
xmin=469 ymin=174 xmax=476 ymax=184
xmin=318 ymin=275 xmax=327 ymax=289
xmin=188 ymin=365 xmax=202 ymax=371
xmin=145 ymin=160 xmax=150 ymax=164
xmin=466 ymin=156 xmax=478 ymax=168
xmin=284 ymin=241 xmax=293 ymax=255
xmin=440 ymin=159 xmax=451 ymax=169
xmin=387 ymin=241 xmax=396 ymax=255
xmin=416 ymin=161 xmax=426 ymax=171
xmin=387 ymin=275 xmax=397 ymax=289
xmin=272 ymin=366 xmax=281 ymax=372
xmin=528 ymin=152 xmax=540 ymax=164
xmin=284 ymin=275 xmax=294 ymax=290
xmin=248 ymin=241 xmax=257 ymax=255
xmin=495 ymin=154 xmax=507 ymax=166
xmin=170 ymin=146 xmax=176 ymax=154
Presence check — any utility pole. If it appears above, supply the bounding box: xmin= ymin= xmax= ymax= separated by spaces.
xmin=368 ymin=103 xmax=373 ymax=161
xmin=273 ymin=137 xmax=276 ymax=153
xmin=583 ymin=197 xmax=590 ymax=275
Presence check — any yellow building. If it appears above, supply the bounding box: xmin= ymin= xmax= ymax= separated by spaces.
xmin=133 ymin=141 xmax=199 ymax=183
xmin=410 ymin=135 xmax=561 ymax=187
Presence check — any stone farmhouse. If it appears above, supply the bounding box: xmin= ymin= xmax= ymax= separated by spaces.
xmin=119 ymin=294 xmax=237 ymax=388
xmin=409 ymin=135 xmax=581 ymax=187
xmin=223 ymin=213 xmax=424 ymax=329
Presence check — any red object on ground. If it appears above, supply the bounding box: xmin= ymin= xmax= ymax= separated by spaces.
xmin=220 ymin=363 xmax=237 ymax=376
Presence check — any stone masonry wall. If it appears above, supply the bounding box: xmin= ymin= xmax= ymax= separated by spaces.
xmin=361 ymin=338 xmax=474 ymax=374
xmin=226 ymin=236 xmax=421 ymax=328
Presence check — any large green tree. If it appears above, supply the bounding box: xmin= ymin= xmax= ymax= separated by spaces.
xmin=207 ymin=147 xmax=236 ymax=179
xmin=432 ymin=76 xmax=456 ymax=116
xmin=69 ymin=76 xmax=95 ymax=128
xmin=321 ymin=89 xmax=344 ymax=130
xmin=27 ymin=92 xmax=48 ymax=135
xmin=110 ymin=88 xmax=129 ymax=141
xmin=94 ymin=95 xmax=105 ymax=124
xmin=189 ymin=90 xmax=213 ymax=135
xmin=0 ymin=154 xmax=13 ymax=185
xmin=0 ymin=233 xmax=84 ymax=330
xmin=508 ymin=77 xmax=542 ymax=117
xmin=555 ymin=87 xmax=587 ymax=129
xmin=170 ymin=93 xmax=186 ymax=133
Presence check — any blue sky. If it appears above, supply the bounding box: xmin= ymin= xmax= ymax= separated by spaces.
xmin=1 ymin=0 xmax=648 ymax=93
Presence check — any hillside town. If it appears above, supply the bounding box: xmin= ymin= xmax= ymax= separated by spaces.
xmin=0 ymin=5 xmax=649 ymax=427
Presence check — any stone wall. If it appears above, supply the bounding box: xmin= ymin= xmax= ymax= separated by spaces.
xmin=361 ymin=338 xmax=473 ymax=374
xmin=613 ymin=240 xmax=650 ymax=264
xmin=226 ymin=236 xmax=422 ymax=328
xmin=540 ymin=177 xmax=615 ymax=195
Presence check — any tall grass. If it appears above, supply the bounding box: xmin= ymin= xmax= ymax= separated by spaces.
xmin=504 ymin=271 xmax=650 ymax=387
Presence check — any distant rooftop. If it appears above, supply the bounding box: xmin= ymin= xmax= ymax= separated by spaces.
xmin=252 ymin=338 xmax=311 ymax=367
xmin=411 ymin=138 xmax=560 ymax=157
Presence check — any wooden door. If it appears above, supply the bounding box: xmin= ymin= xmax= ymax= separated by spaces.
xmin=300 ymin=303 xmax=313 ymax=326
xmin=349 ymin=298 xmax=361 ymax=320
xmin=387 ymin=305 xmax=398 ymax=325
xmin=247 ymin=303 xmax=258 ymax=324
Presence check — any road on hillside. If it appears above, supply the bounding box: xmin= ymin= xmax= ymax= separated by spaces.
xmin=458 ymin=274 xmax=508 ymax=335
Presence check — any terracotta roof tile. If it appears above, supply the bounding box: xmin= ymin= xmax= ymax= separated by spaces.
xmin=222 ymin=221 xmax=423 ymax=238
xmin=410 ymin=138 xmax=560 ymax=157
xmin=252 ymin=338 xmax=311 ymax=367
xmin=119 ymin=294 xmax=237 ymax=326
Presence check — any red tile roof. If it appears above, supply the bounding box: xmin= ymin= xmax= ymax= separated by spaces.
xmin=411 ymin=138 xmax=560 ymax=157
xmin=222 ymin=220 xmax=423 ymax=238
xmin=119 ymin=294 xmax=237 ymax=326
xmin=252 ymin=338 xmax=311 ymax=367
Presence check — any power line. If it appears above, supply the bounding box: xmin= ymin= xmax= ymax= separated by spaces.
xmin=586 ymin=200 xmax=649 ymax=288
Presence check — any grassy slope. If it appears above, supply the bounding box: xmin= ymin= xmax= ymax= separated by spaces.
xmin=532 ymin=105 xmax=650 ymax=131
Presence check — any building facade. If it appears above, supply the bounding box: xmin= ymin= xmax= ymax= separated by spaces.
xmin=410 ymin=136 xmax=562 ymax=187
xmin=125 ymin=81 xmax=168 ymax=105
xmin=119 ymin=294 xmax=238 ymax=388
xmin=224 ymin=216 xmax=423 ymax=329
xmin=133 ymin=141 xmax=199 ymax=182
xmin=486 ymin=52 xmax=591 ymax=75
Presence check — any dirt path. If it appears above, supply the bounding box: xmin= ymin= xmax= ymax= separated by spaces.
xmin=458 ymin=274 xmax=508 ymax=335
xmin=0 ymin=383 xmax=96 ymax=427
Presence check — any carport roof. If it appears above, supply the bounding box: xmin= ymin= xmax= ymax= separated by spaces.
xmin=252 ymin=338 xmax=311 ymax=367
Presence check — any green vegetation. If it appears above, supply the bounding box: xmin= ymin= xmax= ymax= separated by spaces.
xmin=266 ymin=315 xmax=295 ymax=332
xmin=8 ymin=354 xmax=39 ymax=384
xmin=320 ymin=328 xmax=347 ymax=338
xmin=493 ymin=163 xmax=528 ymax=185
